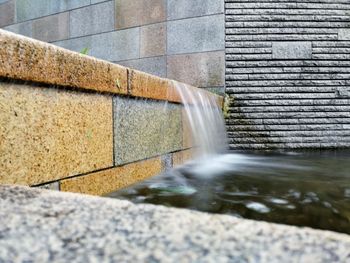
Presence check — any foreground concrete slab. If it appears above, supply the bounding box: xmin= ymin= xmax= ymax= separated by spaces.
xmin=0 ymin=185 xmax=349 ymax=262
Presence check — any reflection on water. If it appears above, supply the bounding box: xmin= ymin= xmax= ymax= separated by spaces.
xmin=108 ymin=150 xmax=350 ymax=234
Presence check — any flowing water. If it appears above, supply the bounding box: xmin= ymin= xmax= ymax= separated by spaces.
xmin=108 ymin=85 xmax=350 ymax=234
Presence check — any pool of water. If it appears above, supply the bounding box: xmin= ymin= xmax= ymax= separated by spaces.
xmin=108 ymin=150 xmax=350 ymax=234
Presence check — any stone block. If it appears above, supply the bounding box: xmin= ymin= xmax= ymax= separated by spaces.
xmin=168 ymin=0 xmax=223 ymax=20
xmin=115 ymin=0 xmax=166 ymax=29
xmin=91 ymin=28 xmax=140 ymax=62
xmin=4 ymin=21 xmax=33 ymax=38
xmin=113 ymin=96 xmax=182 ymax=165
xmin=0 ymin=83 xmax=113 ymax=186
xmin=128 ymin=69 xmax=173 ymax=101
xmin=60 ymin=157 xmax=162 ymax=195
xmin=33 ymin=12 xmax=69 ymax=42
xmin=117 ymin=56 xmax=166 ymax=78
xmin=272 ymin=42 xmax=312 ymax=59
xmin=70 ymin=1 xmax=114 ymax=38
xmin=0 ymin=0 xmax=14 ymax=27
xmin=338 ymin=29 xmax=350 ymax=40
xmin=167 ymin=14 xmax=224 ymax=54
xmin=167 ymin=51 xmax=225 ymax=87
xmin=16 ymin=0 xmax=90 ymax=22
xmin=0 ymin=30 xmax=128 ymax=95
xmin=140 ymin=22 xmax=166 ymax=57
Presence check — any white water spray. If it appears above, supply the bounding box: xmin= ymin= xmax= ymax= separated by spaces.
xmin=174 ymin=82 xmax=228 ymax=158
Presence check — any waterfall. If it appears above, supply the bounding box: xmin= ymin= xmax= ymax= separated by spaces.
xmin=174 ymin=82 xmax=228 ymax=158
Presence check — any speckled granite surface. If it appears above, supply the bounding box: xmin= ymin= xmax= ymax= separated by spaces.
xmin=0 ymin=185 xmax=349 ymax=263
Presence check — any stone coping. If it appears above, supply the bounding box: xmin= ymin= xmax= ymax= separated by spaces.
xmin=0 ymin=185 xmax=349 ymax=262
xmin=0 ymin=29 xmax=223 ymax=106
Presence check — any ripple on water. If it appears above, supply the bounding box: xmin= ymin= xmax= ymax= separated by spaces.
xmin=246 ymin=202 xmax=271 ymax=213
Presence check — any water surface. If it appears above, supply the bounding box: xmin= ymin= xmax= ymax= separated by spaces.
xmin=108 ymin=150 xmax=350 ymax=234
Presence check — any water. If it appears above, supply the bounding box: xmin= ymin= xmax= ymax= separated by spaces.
xmin=108 ymin=150 xmax=350 ymax=234
xmin=173 ymin=82 xmax=227 ymax=157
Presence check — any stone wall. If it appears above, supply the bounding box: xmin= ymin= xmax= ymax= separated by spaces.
xmin=225 ymin=0 xmax=350 ymax=149
xmin=0 ymin=0 xmax=225 ymax=94
xmin=0 ymin=30 xmax=222 ymax=195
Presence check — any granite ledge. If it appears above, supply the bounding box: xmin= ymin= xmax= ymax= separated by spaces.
xmin=0 ymin=185 xmax=349 ymax=262
xmin=0 ymin=29 xmax=223 ymax=106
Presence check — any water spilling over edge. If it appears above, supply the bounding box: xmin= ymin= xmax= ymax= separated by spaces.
xmin=174 ymin=82 xmax=228 ymax=158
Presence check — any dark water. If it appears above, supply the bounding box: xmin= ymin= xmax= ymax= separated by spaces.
xmin=108 ymin=150 xmax=350 ymax=234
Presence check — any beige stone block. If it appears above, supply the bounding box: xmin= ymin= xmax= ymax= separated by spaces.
xmin=60 ymin=157 xmax=162 ymax=195
xmin=0 ymin=29 xmax=128 ymax=95
xmin=32 ymin=12 xmax=69 ymax=42
xmin=129 ymin=69 xmax=181 ymax=103
xmin=0 ymin=83 xmax=113 ymax=185
xmin=115 ymin=0 xmax=166 ymax=29
xmin=140 ymin=23 xmax=166 ymax=57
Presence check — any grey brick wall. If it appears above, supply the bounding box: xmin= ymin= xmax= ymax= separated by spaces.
xmin=0 ymin=0 xmax=225 ymax=92
xmin=225 ymin=0 xmax=350 ymax=149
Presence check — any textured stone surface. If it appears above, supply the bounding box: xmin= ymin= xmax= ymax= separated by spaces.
xmin=53 ymin=35 xmax=92 ymax=53
xmin=129 ymin=69 xmax=179 ymax=102
xmin=16 ymin=0 xmax=90 ymax=22
xmin=60 ymin=157 xmax=162 ymax=195
xmin=118 ymin=56 xmax=166 ymax=77
xmin=115 ymin=0 xmax=166 ymax=29
xmin=114 ymin=96 xmax=182 ymax=165
xmin=0 ymin=82 xmax=113 ymax=185
xmin=272 ymin=42 xmax=312 ymax=59
xmin=0 ymin=0 xmax=14 ymax=27
xmin=0 ymin=30 xmax=128 ymax=95
xmin=1 ymin=185 xmax=350 ymax=262
xmin=167 ymin=14 xmax=224 ymax=54
xmin=140 ymin=22 xmax=166 ymax=57
xmin=167 ymin=0 xmax=224 ymax=20
xmin=225 ymin=0 xmax=350 ymax=149
xmin=338 ymin=29 xmax=350 ymax=41
xmin=168 ymin=51 xmax=225 ymax=87
xmin=70 ymin=1 xmax=114 ymax=38
xmin=32 ymin=12 xmax=69 ymax=42
xmin=91 ymin=28 xmax=140 ymax=62
xmin=4 ymin=21 xmax=32 ymax=38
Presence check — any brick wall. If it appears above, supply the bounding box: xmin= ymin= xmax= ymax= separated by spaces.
xmin=0 ymin=0 xmax=225 ymax=93
xmin=225 ymin=0 xmax=350 ymax=149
